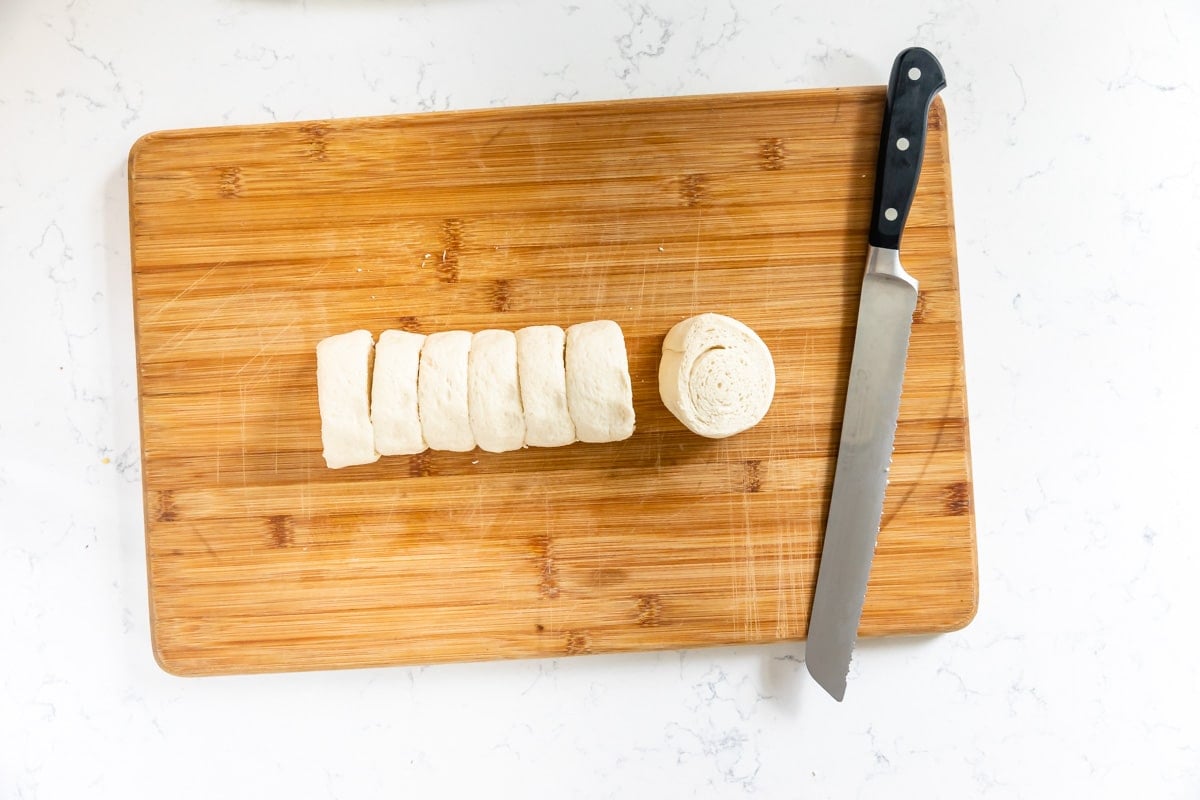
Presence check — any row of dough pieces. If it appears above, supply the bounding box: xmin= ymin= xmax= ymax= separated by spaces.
xmin=317 ymin=320 xmax=635 ymax=468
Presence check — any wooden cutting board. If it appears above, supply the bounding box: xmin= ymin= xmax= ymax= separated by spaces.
xmin=129 ymin=87 xmax=976 ymax=677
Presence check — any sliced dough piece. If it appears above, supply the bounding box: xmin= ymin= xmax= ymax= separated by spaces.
xmin=316 ymin=329 xmax=380 ymax=469
xmin=468 ymin=329 xmax=526 ymax=453
xmin=565 ymin=320 xmax=635 ymax=443
xmin=417 ymin=330 xmax=475 ymax=452
xmin=371 ymin=329 xmax=427 ymax=456
xmin=515 ymin=325 xmax=576 ymax=448
xmin=658 ymin=313 xmax=775 ymax=439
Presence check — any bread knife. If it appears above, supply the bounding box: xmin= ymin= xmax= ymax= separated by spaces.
xmin=805 ymin=47 xmax=947 ymax=701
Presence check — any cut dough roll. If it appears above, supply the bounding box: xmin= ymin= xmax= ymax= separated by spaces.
xmin=515 ymin=325 xmax=576 ymax=448
xmin=417 ymin=330 xmax=475 ymax=452
xmin=371 ymin=329 xmax=427 ymax=456
xmin=468 ymin=329 xmax=526 ymax=453
xmin=658 ymin=313 xmax=775 ymax=439
xmin=565 ymin=320 xmax=635 ymax=443
xmin=316 ymin=329 xmax=381 ymax=469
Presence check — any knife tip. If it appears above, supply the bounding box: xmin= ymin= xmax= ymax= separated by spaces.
xmin=806 ymin=657 xmax=848 ymax=702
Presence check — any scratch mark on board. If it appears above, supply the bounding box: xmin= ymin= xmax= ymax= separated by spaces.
xmin=143 ymin=262 xmax=223 ymax=323
xmin=146 ymin=293 xmax=239 ymax=360
xmin=215 ymin=351 xmax=224 ymax=484
xmin=743 ymin=489 xmax=758 ymax=638
xmin=239 ymin=386 xmax=249 ymax=512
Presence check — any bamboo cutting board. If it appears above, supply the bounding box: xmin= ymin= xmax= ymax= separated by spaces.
xmin=129 ymin=87 xmax=976 ymax=677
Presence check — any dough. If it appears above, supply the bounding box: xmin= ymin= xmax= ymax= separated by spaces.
xmin=468 ymin=329 xmax=526 ymax=453
xmin=515 ymin=325 xmax=576 ymax=448
xmin=565 ymin=320 xmax=635 ymax=443
xmin=658 ymin=313 xmax=775 ymax=439
xmin=417 ymin=330 xmax=475 ymax=452
xmin=370 ymin=329 xmax=427 ymax=456
xmin=316 ymin=329 xmax=381 ymax=469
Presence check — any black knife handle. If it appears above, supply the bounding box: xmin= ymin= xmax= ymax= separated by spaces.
xmin=868 ymin=47 xmax=946 ymax=251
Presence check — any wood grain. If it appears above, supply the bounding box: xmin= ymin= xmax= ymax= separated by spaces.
xmin=129 ymin=87 xmax=976 ymax=676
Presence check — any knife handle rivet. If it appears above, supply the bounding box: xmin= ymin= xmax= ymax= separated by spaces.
xmin=896 ymin=137 xmax=910 ymax=151
xmin=884 ymin=207 xmax=898 ymax=221
xmin=908 ymin=67 xmax=922 ymax=80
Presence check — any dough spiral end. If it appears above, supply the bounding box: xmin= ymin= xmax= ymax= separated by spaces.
xmin=658 ymin=314 xmax=775 ymax=439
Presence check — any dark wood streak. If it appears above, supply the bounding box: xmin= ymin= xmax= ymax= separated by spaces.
xmin=760 ymin=137 xmax=786 ymax=170
xmin=742 ymin=460 xmax=763 ymax=493
xmin=491 ymin=278 xmax=512 ymax=312
xmin=395 ymin=315 xmax=421 ymax=332
xmin=218 ymin=166 xmax=241 ymax=198
xmin=537 ymin=534 xmax=560 ymax=599
xmin=439 ymin=219 xmax=463 ymax=283
xmin=157 ymin=490 xmax=178 ymax=522
xmin=943 ymin=481 xmax=970 ymax=516
xmin=564 ymin=631 xmax=591 ymax=654
xmin=679 ymin=173 xmax=708 ymax=207
xmin=408 ymin=451 xmax=432 ymax=478
xmin=636 ymin=594 xmax=663 ymax=626
xmin=299 ymin=123 xmax=330 ymax=161
xmin=267 ymin=515 xmax=294 ymax=548
xmin=912 ymin=291 xmax=928 ymax=324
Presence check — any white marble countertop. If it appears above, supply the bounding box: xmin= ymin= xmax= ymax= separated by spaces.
xmin=3 ymin=0 xmax=1198 ymax=796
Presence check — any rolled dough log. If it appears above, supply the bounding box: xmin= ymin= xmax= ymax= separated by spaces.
xmin=370 ymin=329 xmax=427 ymax=456
xmin=565 ymin=320 xmax=635 ymax=443
xmin=316 ymin=329 xmax=381 ymax=469
xmin=658 ymin=313 xmax=775 ymax=439
xmin=515 ymin=325 xmax=576 ymax=448
xmin=417 ymin=330 xmax=475 ymax=452
xmin=468 ymin=329 xmax=526 ymax=453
